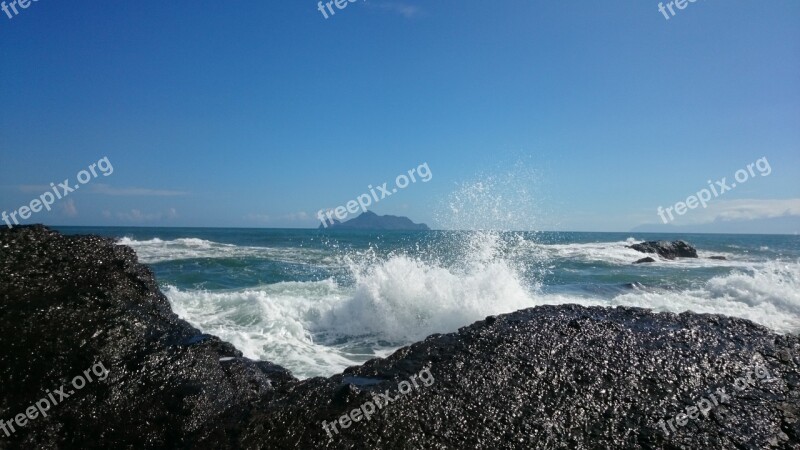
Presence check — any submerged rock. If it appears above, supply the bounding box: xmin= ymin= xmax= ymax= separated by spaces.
xmin=628 ymin=240 xmax=699 ymax=259
xmin=634 ymin=256 xmax=657 ymax=264
xmin=0 ymin=226 xmax=798 ymax=449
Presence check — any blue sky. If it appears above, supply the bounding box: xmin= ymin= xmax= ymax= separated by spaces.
xmin=1 ymin=0 xmax=798 ymax=232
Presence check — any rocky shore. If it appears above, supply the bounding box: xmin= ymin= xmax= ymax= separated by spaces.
xmin=0 ymin=226 xmax=798 ymax=449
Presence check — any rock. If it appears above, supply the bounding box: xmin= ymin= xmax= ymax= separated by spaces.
xmin=320 ymin=211 xmax=430 ymax=231
xmin=710 ymin=256 xmax=728 ymax=260
xmin=1 ymin=226 xmax=798 ymax=449
xmin=0 ymin=225 xmax=294 ymax=448
xmin=634 ymin=257 xmax=657 ymax=264
xmin=628 ymin=240 xmax=698 ymax=259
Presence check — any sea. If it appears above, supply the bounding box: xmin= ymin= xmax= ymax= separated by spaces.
xmin=56 ymin=226 xmax=800 ymax=379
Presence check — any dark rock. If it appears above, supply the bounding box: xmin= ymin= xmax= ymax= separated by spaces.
xmin=0 ymin=225 xmax=294 ymax=449
xmin=634 ymin=257 xmax=657 ymax=264
xmin=710 ymin=256 xmax=728 ymax=260
xmin=1 ymin=226 xmax=798 ymax=449
xmin=628 ymin=240 xmax=698 ymax=259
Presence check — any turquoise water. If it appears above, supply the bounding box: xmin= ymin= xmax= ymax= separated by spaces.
xmin=57 ymin=227 xmax=800 ymax=378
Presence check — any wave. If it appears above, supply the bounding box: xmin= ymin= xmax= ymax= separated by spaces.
xmin=537 ymin=261 xmax=800 ymax=333
xmin=162 ymin=231 xmax=800 ymax=378
xmin=163 ymin=231 xmax=540 ymax=377
xmin=118 ymin=234 xmax=758 ymax=270
xmin=118 ymin=162 xmax=800 ymax=379
xmin=527 ymin=237 xmax=751 ymax=268
xmin=164 ymin=281 xmax=366 ymax=378
xmin=163 ymin=250 xmax=535 ymax=378
xmin=116 ymin=237 xmax=330 ymax=265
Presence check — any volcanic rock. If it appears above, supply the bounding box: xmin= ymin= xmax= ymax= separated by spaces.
xmin=628 ymin=240 xmax=699 ymax=260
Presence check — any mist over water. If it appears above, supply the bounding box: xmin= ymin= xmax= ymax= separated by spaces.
xmin=434 ymin=159 xmax=546 ymax=232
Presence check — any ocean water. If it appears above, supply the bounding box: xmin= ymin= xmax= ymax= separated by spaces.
xmin=57 ymin=227 xmax=800 ymax=379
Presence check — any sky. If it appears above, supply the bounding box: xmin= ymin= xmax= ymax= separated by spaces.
xmin=1 ymin=0 xmax=798 ymax=232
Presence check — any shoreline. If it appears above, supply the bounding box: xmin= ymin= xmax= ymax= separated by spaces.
xmin=0 ymin=225 xmax=797 ymax=449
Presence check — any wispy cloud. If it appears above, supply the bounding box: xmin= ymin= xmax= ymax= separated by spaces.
xmin=244 ymin=211 xmax=310 ymax=224
xmin=17 ymin=185 xmax=54 ymax=193
xmin=115 ymin=208 xmax=179 ymax=223
xmin=62 ymin=199 xmax=78 ymax=217
xmin=650 ymin=198 xmax=800 ymax=225
xmin=16 ymin=184 xmax=187 ymax=196
xmin=244 ymin=213 xmax=272 ymax=223
xmin=711 ymin=199 xmax=800 ymax=222
xmin=88 ymin=184 xmax=188 ymax=196
xmin=367 ymin=1 xmax=422 ymax=19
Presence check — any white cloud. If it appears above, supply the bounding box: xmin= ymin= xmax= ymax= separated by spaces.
xmin=661 ymin=198 xmax=800 ymax=225
xmin=244 ymin=213 xmax=271 ymax=223
xmin=116 ymin=208 xmax=178 ymax=223
xmin=17 ymin=185 xmax=52 ymax=193
xmin=368 ymin=1 xmax=422 ymax=18
xmin=16 ymin=184 xmax=187 ymax=196
xmin=89 ymin=184 xmax=188 ymax=196
xmin=282 ymin=211 xmax=309 ymax=221
xmin=245 ymin=211 xmax=310 ymax=224
xmin=62 ymin=199 xmax=78 ymax=217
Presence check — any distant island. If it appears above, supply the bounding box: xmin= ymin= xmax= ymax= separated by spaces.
xmin=318 ymin=211 xmax=430 ymax=231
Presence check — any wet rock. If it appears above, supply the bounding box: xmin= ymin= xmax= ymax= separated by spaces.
xmin=634 ymin=257 xmax=657 ymax=264
xmin=0 ymin=225 xmax=294 ymax=448
xmin=628 ymin=240 xmax=698 ymax=259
